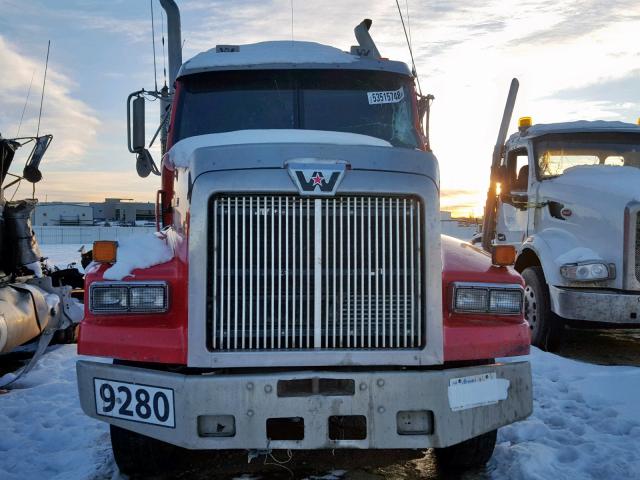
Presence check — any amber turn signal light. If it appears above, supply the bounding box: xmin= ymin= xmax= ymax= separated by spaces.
xmin=492 ymin=245 xmax=516 ymax=266
xmin=93 ymin=241 xmax=118 ymax=263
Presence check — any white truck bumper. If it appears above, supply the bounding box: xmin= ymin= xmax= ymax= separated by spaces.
xmin=549 ymin=286 xmax=640 ymax=324
xmin=77 ymin=360 xmax=532 ymax=450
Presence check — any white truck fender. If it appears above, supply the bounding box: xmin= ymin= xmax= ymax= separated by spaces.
xmin=519 ymin=227 xmax=588 ymax=286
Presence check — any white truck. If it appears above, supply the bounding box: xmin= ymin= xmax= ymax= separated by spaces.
xmin=482 ymin=82 xmax=640 ymax=349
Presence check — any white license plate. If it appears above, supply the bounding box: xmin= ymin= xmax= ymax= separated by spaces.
xmin=94 ymin=378 xmax=175 ymax=428
xmin=447 ymin=372 xmax=510 ymax=412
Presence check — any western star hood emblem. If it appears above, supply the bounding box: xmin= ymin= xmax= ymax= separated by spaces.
xmin=286 ymin=159 xmax=347 ymax=196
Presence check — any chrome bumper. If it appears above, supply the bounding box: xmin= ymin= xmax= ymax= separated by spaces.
xmin=77 ymin=360 xmax=532 ymax=450
xmin=549 ymin=286 xmax=640 ymax=324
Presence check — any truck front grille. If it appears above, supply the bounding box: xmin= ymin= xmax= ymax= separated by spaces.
xmin=208 ymin=195 xmax=424 ymax=351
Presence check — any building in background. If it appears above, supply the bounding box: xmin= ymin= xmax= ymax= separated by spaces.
xmin=33 ymin=203 xmax=94 ymax=226
xmin=33 ymin=198 xmax=155 ymax=226
xmin=90 ymin=198 xmax=155 ymax=225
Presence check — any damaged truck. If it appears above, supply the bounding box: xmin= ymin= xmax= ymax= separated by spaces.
xmin=76 ymin=1 xmax=533 ymax=475
xmin=481 ymin=79 xmax=640 ymax=350
xmin=0 ymin=133 xmax=83 ymax=387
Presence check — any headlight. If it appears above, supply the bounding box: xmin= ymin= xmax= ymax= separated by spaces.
xmin=560 ymin=262 xmax=613 ymax=281
xmin=453 ymin=283 xmax=523 ymax=315
xmin=90 ymin=282 xmax=168 ymax=314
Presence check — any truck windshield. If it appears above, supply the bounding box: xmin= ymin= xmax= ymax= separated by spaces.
xmin=173 ymin=69 xmax=421 ymax=149
xmin=535 ymin=133 xmax=640 ymax=178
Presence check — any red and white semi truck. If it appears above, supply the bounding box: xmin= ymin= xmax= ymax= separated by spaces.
xmin=76 ymin=2 xmax=532 ymax=475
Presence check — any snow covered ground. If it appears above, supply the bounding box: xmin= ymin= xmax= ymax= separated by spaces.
xmin=1 ymin=345 xmax=639 ymax=480
xmin=1 ymin=244 xmax=639 ymax=479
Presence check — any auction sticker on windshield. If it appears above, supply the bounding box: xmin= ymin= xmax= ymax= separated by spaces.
xmin=94 ymin=378 xmax=175 ymax=427
xmin=367 ymin=87 xmax=404 ymax=105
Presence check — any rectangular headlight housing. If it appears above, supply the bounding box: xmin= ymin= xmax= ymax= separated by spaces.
xmin=560 ymin=262 xmax=613 ymax=281
xmin=90 ymin=282 xmax=168 ymax=314
xmin=453 ymin=283 xmax=523 ymax=315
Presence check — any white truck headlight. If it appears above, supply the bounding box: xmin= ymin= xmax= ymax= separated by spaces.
xmin=90 ymin=282 xmax=168 ymax=314
xmin=560 ymin=262 xmax=613 ymax=281
xmin=453 ymin=283 xmax=523 ymax=315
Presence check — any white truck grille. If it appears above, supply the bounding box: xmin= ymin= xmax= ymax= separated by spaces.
xmin=209 ymin=195 xmax=424 ymax=351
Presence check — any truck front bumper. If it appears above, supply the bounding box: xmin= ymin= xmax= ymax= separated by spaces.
xmin=77 ymin=360 xmax=531 ymax=450
xmin=549 ymin=286 xmax=640 ymax=324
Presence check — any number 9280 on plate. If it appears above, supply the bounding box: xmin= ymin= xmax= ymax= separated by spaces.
xmin=94 ymin=378 xmax=175 ymax=428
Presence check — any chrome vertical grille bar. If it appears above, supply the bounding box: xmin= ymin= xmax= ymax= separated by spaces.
xmin=226 ymin=197 xmax=231 ymax=349
xmin=234 ymin=198 xmax=239 ymax=349
xmin=395 ymin=198 xmax=401 ymax=348
xmin=346 ymin=197 xmax=351 ymax=348
xmin=314 ymin=198 xmax=322 ymax=348
xmin=277 ymin=197 xmax=282 ymax=348
xmin=249 ymin=197 xmax=253 ymax=349
xmin=292 ymin=197 xmax=297 ymax=348
xmin=285 ymin=197 xmax=289 ymax=348
xmin=240 ymin=198 xmax=246 ymax=349
xmin=299 ymin=199 xmax=303 ymax=348
xmin=374 ymin=198 xmax=379 ymax=348
xmin=212 ymin=198 xmax=218 ymax=349
xmin=367 ymin=198 xmax=372 ymax=348
xmin=307 ymin=198 xmax=311 ymax=348
xmin=409 ymin=200 xmax=415 ymax=347
xmin=360 ymin=197 xmax=365 ymax=347
xmin=417 ymin=201 xmax=422 ymax=343
xmin=381 ymin=197 xmax=386 ymax=348
xmin=211 ymin=194 xmax=423 ymax=351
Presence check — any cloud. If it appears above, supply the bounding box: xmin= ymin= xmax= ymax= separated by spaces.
xmin=510 ymin=0 xmax=640 ymax=46
xmin=0 ymin=35 xmax=100 ymax=168
xmin=550 ymin=70 xmax=640 ymax=104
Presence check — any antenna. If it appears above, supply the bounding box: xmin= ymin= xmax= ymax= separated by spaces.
xmin=16 ymin=70 xmax=36 ymax=138
xmin=36 ymin=40 xmax=50 ymax=137
xmin=395 ymin=0 xmax=421 ymax=95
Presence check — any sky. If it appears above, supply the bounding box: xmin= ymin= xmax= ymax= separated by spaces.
xmin=1 ymin=0 xmax=639 ymax=217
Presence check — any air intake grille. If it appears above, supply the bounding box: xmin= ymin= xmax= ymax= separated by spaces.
xmin=209 ymin=195 xmax=423 ymax=351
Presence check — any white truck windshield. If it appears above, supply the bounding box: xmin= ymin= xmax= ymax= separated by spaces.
xmin=536 ymin=133 xmax=640 ymax=178
xmin=174 ymin=69 xmax=421 ymax=149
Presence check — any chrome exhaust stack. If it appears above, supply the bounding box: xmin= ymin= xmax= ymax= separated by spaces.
xmin=159 ymin=0 xmax=182 ymax=90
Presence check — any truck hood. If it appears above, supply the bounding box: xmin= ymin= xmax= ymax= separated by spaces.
xmin=164 ymin=130 xmax=439 ymax=184
xmin=546 ymin=165 xmax=640 ymax=203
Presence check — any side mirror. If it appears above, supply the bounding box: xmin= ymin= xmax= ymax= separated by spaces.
xmin=127 ymin=91 xmax=160 ymax=178
xmin=130 ymin=96 xmax=145 ymax=152
xmin=23 ymin=134 xmax=52 ymax=183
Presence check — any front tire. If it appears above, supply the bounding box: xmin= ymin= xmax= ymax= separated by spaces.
xmin=433 ymin=429 xmax=497 ymax=471
xmin=522 ymin=266 xmax=564 ymax=351
xmin=110 ymin=424 xmax=186 ymax=476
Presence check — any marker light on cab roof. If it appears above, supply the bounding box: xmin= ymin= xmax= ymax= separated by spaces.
xmin=518 ymin=116 xmax=532 ymax=129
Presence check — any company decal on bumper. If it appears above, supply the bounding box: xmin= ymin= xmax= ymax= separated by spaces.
xmin=447 ymin=372 xmax=510 ymax=411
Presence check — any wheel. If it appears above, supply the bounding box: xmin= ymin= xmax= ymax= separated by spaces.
xmin=110 ymin=424 xmax=187 ymax=476
xmin=434 ymin=429 xmax=497 ymax=471
xmin=521 ymin=266 xmax=564 ymax=351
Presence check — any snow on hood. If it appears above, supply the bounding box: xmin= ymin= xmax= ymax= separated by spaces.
xmin=549 ymin=165 xmax=640 ymax=200
xmin=103 ymin=232 xmax=174 ymax=280
xmin=525 ymin=120 xmax=640 ymax=136
xmin=166 ymin=129 xmax=392 ymax=169
xmin=181 ymin=41 xmax=357 ymax=72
